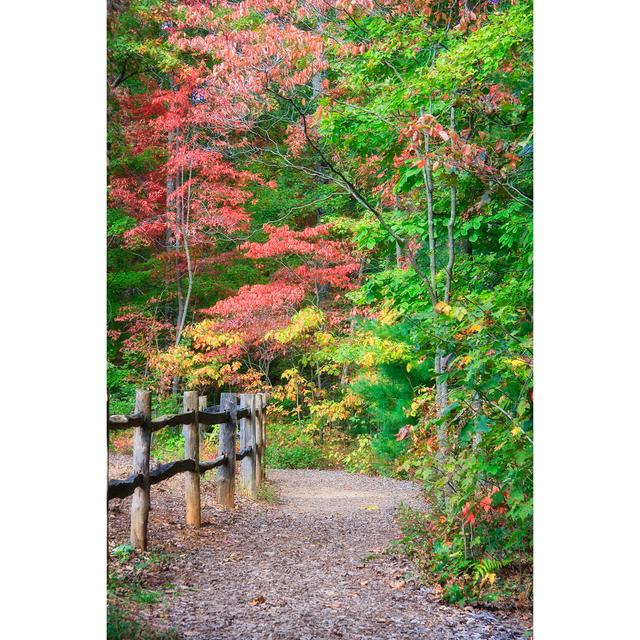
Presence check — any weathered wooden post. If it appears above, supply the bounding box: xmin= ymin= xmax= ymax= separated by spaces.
xmin=183 ymin=390 xmax=201 ymax=527
xmin=259 ymin=392 xmax=267 ymax=481
xmin=254 ymin=393 xmax=264 ymax=488
xmin=217 ymin=393 xmax=237 ymax=508
xmin=239 ymin=393 xmax=257 ymax=499
xmin=198 ymin=395 xmax=207 ymax=441
xmin=130 ymin=389 xmax=152 ymax=550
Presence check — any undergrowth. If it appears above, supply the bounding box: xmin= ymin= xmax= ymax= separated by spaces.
xmin=393 ymin=505 xmax=532 ymax=608
xmin=264 ymin=420 xmax=335 ymax=469
xmin=263 ymin=421 xmax=395 ymax=474
xmin=107 ymin=605 xmax=180 ymax=640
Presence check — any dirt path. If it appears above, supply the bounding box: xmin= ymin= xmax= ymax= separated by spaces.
xmin=108 ymin=460 xmax=526 ymax=639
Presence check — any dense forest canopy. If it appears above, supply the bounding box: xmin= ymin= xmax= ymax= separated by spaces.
xmin=108 ymin=0 xmax=532 ymax=604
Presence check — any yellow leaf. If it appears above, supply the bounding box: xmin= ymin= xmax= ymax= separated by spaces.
xmin=511 ymin=427 xmax=520 ymax=436
xmin=361 ymin=504 xmax=379 ymax=511
xmin=378 ymin=308 xmax=399 ymax=325
xmin=434 ymin=301 xmax=452 ymax=315
xmin=362 ymin=352 xmax=375 ymax=367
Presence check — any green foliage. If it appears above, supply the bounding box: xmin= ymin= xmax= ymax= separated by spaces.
xmin=472 ymin=557 xmax=512 ymax=584
xmin=108 ymin=575 xmax=162 ymax=605
xmin=112 ymin=544 xmax=135 ymax=563
xmin=349 ymin=366 xmax=411 ymax=459
xmin=342 ymin=435 xmax=382 ymax=475
xmin=394 ymin=505 xmax=530 ymax=606
xmin=266 ymin=443 xmax=328 ymax=470
xmin=150 ymin=428 xmax=184 ymax=462
xmin=264 ymin=421 xmax=332 ymax=469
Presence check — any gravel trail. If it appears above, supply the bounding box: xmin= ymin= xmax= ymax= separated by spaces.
xmin=108 ymin=460 xmax=525 ymax=639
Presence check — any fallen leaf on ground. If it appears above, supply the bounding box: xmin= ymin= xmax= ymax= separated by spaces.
xmin=249 ymin=596 xmax=266 ymax=606
xmin=361 ymin=505 xmax=379 ymax=511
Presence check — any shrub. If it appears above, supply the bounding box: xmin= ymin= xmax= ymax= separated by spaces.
xmin=342 ymin=435 xmax=382 ymax=475
xmin=393 ymin=499 xmax=532 ymax=607
xmin=264 ymin=420 xmax=331 ymax=469
xmin=266 ymin=443 xmax=327 ymax=469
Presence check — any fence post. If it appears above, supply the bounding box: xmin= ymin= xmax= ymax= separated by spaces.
xmin=239 ymin=393 xmax=257 ymax=499
xmin=183 ymin=390 xmax=201 ymax=527
xmin=198 ymin=395 xmax=207 ymax=442
xmin=259 ymin=393 xmax=267 ymax=481
xmin=130 ymin=389 xmax=152 ymax=550
xmin=217 ymin=393 xmax=237 ymax=508
xmin=254 ymin=393 xmax=264 ymax=488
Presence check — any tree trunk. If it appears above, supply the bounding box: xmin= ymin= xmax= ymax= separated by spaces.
xmin=419 ymin=104 xmax=437 ymax=293
xmin=435 ymin=351 xmax=449 ymax=460
xmin=435 ymin=350 xmax=453 ymax=505
xmin=166 ymin=127 xmax=181 ymax=395
xmin=444 ymin=106 xmax=457 ymax=304
xmin=471 ymin=392 xmax=482 ymax=449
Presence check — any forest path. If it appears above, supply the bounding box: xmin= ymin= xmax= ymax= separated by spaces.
xmin=108 ymin=461 xmax=525 ymax=639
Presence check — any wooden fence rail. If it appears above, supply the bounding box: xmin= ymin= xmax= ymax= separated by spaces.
xmin=108 ymin=389 xmax=267 ymax=550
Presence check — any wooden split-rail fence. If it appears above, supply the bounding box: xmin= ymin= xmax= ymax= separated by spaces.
xmin=108 ymin=390 xmax=267 ymax=550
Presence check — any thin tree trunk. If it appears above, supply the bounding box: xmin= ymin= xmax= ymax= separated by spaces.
xmin=166 ymin=128 xmax=181 ymax=395
xmin=172 ymin=176 xmax=184 ymax=396
xmin=312 ymin=70 xmax=324 ymax=99
xmin=435 ymin=350 xmax=449 ymax=421
xmin=419 ymin=104 xmax=437 ymax=294
xmin=471 ymin=392 xmax=482 ymax=449
xmin=175 ymin=160 xmax=194 ymax=346
xmin=435 ymin=349 xmax=451 ymax=504
xmin=175 ymin=268 xmax=184 ymax=342
xmin=435 ymin=106 xmax=458 ymax=472
xmin=444 ymin=105 xmax=457 ymax=303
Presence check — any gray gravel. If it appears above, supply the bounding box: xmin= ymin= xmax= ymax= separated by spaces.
xmin=108 ymin=463 xmax=526 ymax=639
